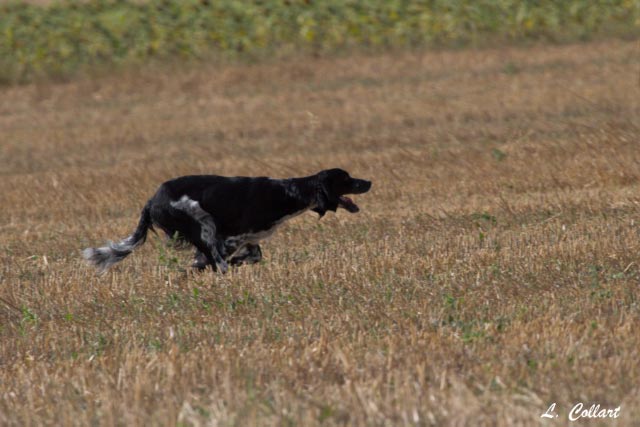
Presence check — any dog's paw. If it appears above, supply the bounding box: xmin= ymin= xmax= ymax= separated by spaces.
xmin=191 ymin=251 xmax=209 ymax=271
xmin=191 ymin=259 xmax=208 ymax=271
xmin=217 ymin=260 xmax=229 ymax=274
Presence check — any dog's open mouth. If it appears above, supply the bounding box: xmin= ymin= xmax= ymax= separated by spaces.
xmin=339 ymin=196 xmax=359 ymax=213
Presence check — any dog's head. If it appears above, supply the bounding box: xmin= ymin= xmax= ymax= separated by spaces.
xmin=313 ymin=168 xmax=372 ymax=217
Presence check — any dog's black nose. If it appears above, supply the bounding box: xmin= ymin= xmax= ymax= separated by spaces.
xmin=355 ymin=179 xmax=372 ymax=193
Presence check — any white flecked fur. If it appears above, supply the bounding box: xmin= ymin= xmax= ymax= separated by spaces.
xmin=82 ymin=235 xmax=143 ymax=273
xmin=170 ymin=195 xmax=228 ymax=273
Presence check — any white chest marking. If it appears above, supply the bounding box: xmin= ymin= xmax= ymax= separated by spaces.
xmin=225 ymin=209 xmax=308 ymax=246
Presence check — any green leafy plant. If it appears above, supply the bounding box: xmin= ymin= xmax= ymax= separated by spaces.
xmin=1 ymin=0 xmax=639 ymax=83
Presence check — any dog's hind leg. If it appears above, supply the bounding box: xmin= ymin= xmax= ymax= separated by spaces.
xmin=170 ymin=196 xmax=228 ymax=273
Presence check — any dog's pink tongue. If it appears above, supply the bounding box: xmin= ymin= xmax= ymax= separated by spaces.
xmin=339 ymin=196 xmax=359 ymax=213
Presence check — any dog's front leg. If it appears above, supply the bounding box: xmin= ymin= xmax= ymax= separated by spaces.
xmin=229 ymin=244 xmax=262 ymax=266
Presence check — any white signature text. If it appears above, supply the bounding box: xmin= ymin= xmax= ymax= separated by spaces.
xmin=541 ymin=402 xmax=621 ymax=421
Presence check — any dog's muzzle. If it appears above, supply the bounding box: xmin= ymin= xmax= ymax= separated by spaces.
xmin=339 ymin=179 xmax=372 ymax=213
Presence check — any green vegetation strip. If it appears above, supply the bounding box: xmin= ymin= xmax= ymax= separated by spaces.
xmin=1 ymin=0 xmax=639 ymax=83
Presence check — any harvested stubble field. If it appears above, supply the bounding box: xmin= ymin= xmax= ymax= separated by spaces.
xmin=1 ymin=39 xmax=640 ymax=426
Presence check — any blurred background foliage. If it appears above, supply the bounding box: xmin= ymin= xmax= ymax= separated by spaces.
xmin=1 ymin=0 xmax=639 ymax=83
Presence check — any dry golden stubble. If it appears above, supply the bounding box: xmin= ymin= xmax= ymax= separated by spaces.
xmin=1 ymin=40 xmax=640 ymax=426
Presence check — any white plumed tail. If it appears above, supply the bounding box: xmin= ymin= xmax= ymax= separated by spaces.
xmin=83 ymin=202 xmax=152 ymax=273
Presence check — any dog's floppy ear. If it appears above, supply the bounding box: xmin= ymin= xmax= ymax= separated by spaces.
xmin=312 ymin=175 xmax=337 ymax=217
xmin=312 ymin=180 xmax=330 ymax=217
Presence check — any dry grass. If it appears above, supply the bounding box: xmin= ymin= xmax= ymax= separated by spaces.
xmin=1 ymin=39 xmax=640 ymax=426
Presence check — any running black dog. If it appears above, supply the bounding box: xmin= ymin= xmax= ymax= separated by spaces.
xmin=83 ymin=168 xmax=371 ymax=272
